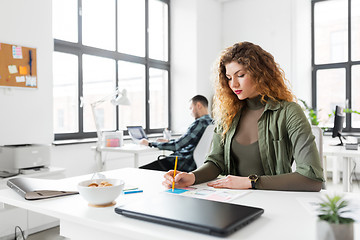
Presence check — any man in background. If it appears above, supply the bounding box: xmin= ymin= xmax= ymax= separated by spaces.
xmin=139 ymin=95 xmax=213 ymax=172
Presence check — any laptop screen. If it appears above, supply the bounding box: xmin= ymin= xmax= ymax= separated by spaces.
xmin=115 ymin=193 xmax=264 ymax=237
xmin=127 ymin=126 xmax=147 ymax=141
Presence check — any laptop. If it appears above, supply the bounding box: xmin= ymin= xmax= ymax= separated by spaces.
xmin=7 ymin=178 xmax=78 ymax=200
xmin=115 ymin=193 xmax=264 ymax=237
xmin=127 ymin=126 xmax=148 ymax=143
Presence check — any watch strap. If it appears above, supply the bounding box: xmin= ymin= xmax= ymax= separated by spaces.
xmin=251 ymin=180 xmax=256 ymax=189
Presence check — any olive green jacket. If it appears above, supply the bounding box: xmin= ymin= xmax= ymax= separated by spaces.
xmin=206 ymin=100 xmax=324 ymax=182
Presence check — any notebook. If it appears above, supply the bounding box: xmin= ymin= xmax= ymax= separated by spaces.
xmin=7 ymin=177 xmax=78 ymax=200
xmin=115 ymin=193 xmax=264 ymax=237
xmin=127 ymin=126 xmax=148 ymax=143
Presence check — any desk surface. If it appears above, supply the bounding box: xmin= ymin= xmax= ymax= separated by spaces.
xmin=323 ymin=137 xmax=360 ymax=157
xmin=0 ymin=168 xmax=359 ymax=240
xmin=100 ymin=144 xmax=160 ymax=153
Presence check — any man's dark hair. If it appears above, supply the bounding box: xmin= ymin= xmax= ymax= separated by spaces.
xmin=191 ymin=95 xmax=208 ymax=108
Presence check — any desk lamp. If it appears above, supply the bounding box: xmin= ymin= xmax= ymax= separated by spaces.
xmin=91 ymin=88 xmax=130 ymax=170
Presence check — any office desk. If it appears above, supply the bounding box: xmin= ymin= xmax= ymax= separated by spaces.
xmin=92 ymin=144 xmax=162 ymax=170
xmin=323 ymin=143 xmax=360 ymax=192
xmin=0 ymin=168 xmax=359 ymax=240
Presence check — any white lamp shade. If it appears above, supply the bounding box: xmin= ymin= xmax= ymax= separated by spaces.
xmin=111 ymin=89 xmax=130 ymax=106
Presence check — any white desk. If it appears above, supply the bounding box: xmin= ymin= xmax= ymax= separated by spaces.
xmin=92 ymin=144 xmax=162 ymax=170
xmin=323 ymin=141 xmax=360 ymax=192
xmin=0 ymin=168 xmax=359 ymax=240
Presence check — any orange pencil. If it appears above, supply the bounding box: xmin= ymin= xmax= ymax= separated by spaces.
xmin=172 ymin=156 xmax=178 ymax=192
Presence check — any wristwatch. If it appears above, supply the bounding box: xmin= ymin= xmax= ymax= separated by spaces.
xmin=148 ymin=142 xmax=153 ymax=147
xmin=248 ymin=174 xmax=259 ymax=189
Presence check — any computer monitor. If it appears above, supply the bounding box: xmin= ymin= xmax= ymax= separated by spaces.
xmin=332 ymin=105 xmax=345 ymax=146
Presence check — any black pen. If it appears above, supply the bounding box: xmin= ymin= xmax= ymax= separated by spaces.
xmin=29 ymin=50 xmax=32 ymax=76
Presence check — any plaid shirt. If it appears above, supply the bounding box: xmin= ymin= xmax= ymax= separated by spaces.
xmin=151 ymin=114 xmax=213 ymax=172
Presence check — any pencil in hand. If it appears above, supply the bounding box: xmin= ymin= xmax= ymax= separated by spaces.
xmin=172 ymin=156 xmax=178 ymax=192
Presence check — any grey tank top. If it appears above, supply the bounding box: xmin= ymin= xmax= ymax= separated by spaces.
xmin=231 ymin=140 xmax=265 ymax=177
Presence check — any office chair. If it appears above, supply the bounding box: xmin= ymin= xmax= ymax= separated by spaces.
xmin=193 ymin=124 xmax=216 ymax=169
xmin=311 ymin=125 xmax=326 ymax=189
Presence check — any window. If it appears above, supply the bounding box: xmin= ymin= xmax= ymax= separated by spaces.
xmin=53 ymin=0 xmax=170 ymax=140
xmin=312 ymin=0 xmax=360 ymax=132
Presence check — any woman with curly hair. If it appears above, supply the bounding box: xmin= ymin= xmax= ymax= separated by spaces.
xmin=163 ymin=42 xmax=324 ymax=191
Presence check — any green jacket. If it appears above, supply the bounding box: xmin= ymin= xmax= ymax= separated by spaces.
xmin=206 ymin=100 xmax=324 ymax=182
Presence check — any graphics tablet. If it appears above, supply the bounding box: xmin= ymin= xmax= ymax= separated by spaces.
xmin=115 ymin=193 xmax=264 ymax=237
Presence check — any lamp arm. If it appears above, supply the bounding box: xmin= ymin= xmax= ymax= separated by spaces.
xmin=91 ymin=88 xmax=120 ymax=108
xmin=90 ymin=87 xmax=127 ymax=149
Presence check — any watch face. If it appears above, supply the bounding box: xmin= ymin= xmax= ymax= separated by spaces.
xmin=249 ymin=174 xmax=258 ymax=180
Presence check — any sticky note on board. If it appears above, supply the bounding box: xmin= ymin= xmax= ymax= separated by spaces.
xmin=16 ymin=76 xmax=25 ymax=83
xmin=12 ymin=46 xmax=23 ymax=59
xmin=19 ymin=66 xmax=27 ymax=75
xmin=8 ymin=65 xmax=18 ymax=74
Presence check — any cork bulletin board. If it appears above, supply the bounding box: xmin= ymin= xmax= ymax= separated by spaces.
xmin=0 ymin=42 xmax=37 ymax=88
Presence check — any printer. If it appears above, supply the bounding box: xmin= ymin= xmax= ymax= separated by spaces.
xmin=0 ymin=144 xmax=50 ymax=175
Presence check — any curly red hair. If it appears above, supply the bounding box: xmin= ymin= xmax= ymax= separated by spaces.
xmin=213 ymin=42 xmax=295 ymax=137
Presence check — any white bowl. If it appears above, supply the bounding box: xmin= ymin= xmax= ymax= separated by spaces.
xmin=78 ymin=178 xmax=124 ymax=206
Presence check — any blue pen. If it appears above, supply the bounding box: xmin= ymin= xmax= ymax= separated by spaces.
xmin=123 ymin=189 xmax=143 ymax=194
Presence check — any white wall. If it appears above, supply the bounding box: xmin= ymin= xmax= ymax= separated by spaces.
xmin=0 ymin=0 xmax=53 ymax=145
xmin=221 ymin=0 xmax=312 ymax=103
xmin=291 ymin=0 xmax=312 ymax=103
xmin=196 ymin=0 xmax=222 ymax=106
xmin=170 ymin=0 xmax=222 ymax=132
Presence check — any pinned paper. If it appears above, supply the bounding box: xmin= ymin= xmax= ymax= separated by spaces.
xmin=25 ymin=76 xmax=37 ymax=87
xmin=8 ymin=65 xmax=18 ymax=74
xmin=19 ymin=66 xmax=27 ymax=75
xmin=16 ymin=76 xmax=25 ymax=83
xmin=12 ymin=46 xmax=23 ymax=59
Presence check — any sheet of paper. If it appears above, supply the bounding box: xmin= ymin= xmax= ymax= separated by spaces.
xmin=25 ymin=76 xmax=37 ymax=87
xmin=12 ymin=46 xmax=23 ymax=59
xmin=16 ymin=76 xmax=25 ymax=83
xmin=166 ymin=184 xmax=249 ymax=203
xmin=19 ymin=66 xmax=27 ymax=75
xmin=8 ymin=65 xmax=18 ymax=74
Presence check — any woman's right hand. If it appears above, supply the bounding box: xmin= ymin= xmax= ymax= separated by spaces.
xmin=162 ymin=171 xmax=196 ymax=189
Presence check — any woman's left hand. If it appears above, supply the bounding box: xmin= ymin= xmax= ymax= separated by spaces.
xmin=207 ymin=175 xmax=251 ymax=189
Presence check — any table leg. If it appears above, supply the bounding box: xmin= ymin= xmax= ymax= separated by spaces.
xmin=323 ymin=156 xmax=328 ymax=182
xmin=95 ymin=148 xmax=103 ymax=172
xmin=342 ymin=157 xmax=351 ymax=192
xmin=134 ymin=153 xmax=139 ymax=168
xmin=333 ymin=157 xmax=340 ymax=184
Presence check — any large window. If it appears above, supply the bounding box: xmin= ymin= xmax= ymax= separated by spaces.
xmin=312 ymin=0 xmax=360 ymax=132
xmin=53 ymin=0 xmax=170 ymax=140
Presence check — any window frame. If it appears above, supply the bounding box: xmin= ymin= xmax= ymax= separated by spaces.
xmin=311 ymin=0 xmax=360 ymax=133
xmin=54 ymin=0 xmax=171 ymax=140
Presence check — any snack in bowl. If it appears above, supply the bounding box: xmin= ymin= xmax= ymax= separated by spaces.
xmin=88 ymin=181 xmax=113 ymax=187
xmin=78 ymin=178 xmax=124 ymax=207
